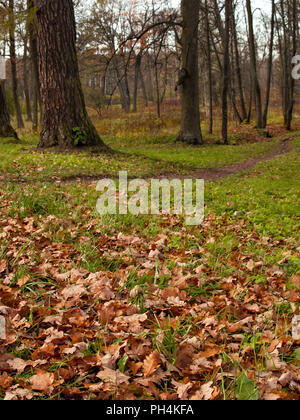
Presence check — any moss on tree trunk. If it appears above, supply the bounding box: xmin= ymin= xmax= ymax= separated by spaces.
xmin=36 ymin=0 xmax=107 ymax=149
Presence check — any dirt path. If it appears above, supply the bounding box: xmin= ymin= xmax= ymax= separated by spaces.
xmin=2 ymin=136 xmax=294 ymax=185
xmin=168 ymin=136 xmax=292 ymax=181
xmin=56 ymin=136 xmax=293 ymax=184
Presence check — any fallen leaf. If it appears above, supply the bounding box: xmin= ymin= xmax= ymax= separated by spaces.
xmin=30 ymin=370 xmax=55 ymax=393
xmin=96 ymin=368 xmax=130 ymax=385
xmin=142 ymin=351 xmax=161 ymax=377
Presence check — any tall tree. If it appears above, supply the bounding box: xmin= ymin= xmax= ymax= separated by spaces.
xmin=262 ymin=0 xmax=275 ymax=128
xmin=204 ymin=0 xmax=213 ymax=134
xmin=177 ymin=0 xmax=203 ymax=145
xmin=27 ymin=0 xmax=40 ymax=130
xmin=36 ymin=0 xmax=107 ymax=148
xmin=23 ymin=37 xmax=32 ymax=122
xmin=0 ymin=81 xmax=18 ymax=139
xmin=8 ymin=0 xmax=24 ymax=129
xmin=246 ymin=0 xmax=263 ymax=129
xmin=277 ymin=0 xmax=298 ymax=130
xmin=222 ymin=0 xmax=231 ymax=145
xmin=231 ymin=3 xmax=247 ymax=122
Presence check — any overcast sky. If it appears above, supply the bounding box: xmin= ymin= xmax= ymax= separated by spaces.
xmin=170 ymin=0 xmax=272 ymax=14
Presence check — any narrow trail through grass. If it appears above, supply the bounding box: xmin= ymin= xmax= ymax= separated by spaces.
xmin=160 ymin=136 xmax=293 ymax=181
xmin=4 ymin=135 xmax=292 ymax=184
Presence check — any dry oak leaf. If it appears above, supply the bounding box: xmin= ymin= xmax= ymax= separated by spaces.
xmin=96 ymin=368 xmax=130 ymax=385
xmin=176 ymin=343 xmax=197 ymax=370
xmin=190 ymin=357 xmax=214 ymax=373
xmin=0 ymin=354 xmax=28 ymax=373
xmin=190 ymin=381 xmax=215 ymax=400
xmin=113 ymin=313 xmax=147 ymax=334
xmin=148 ymin=249 xmax=163 ymax=259
xmin=30 ymin=369 xmax=55 ymax=393
xmin=128 ymin=361 xmax=143 ymax=376
xmin=278 ymin=372 xmax=294 ymax=387
xmin=4 ymin=387 xmax=33 ymax=401
xmin=17 ymin=275 xmax=30 ymax=287
xmin=291 ymin=274 xmax=300 ymax=289
xmin=246 ymin=260 xmax=255 ymax=272
xmin=0 ymin=372 xmax=14 ymax=390
xmin=142 ymin=350 xmax=162 ymax=378
xmin=61 ymin=285 xmax=86 ymax=300
xmin=43 ymin=328 xmax=65 ymax=344
xmin=172 ymin=380 xmax=193 ymax=399
xmin=0 ymin=259 xmax=7 ymax=273
xmin=264 ymin=393 xmax=281 ymax=401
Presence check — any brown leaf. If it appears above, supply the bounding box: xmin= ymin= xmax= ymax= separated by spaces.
xmin=190 ymin=381 xmax=215 ymax=400
xmin=96 ymin=368 xmax=130 ymax=385
xmin=0 ymin=372 xmax=13 ymax=390
xmin=291 ymin=274 xmax=300 ymax=288
xmin=142 ymin=351 xmax=161 ymax=377
xmin=128 ymin=361 xmax=143 ymax=375
xmin=61 ymin=285 xmax=86 ymax=300
xmin=30 ymin=370 xmax=55 ymax=393
xmin=0 ymin=259 xmax=7 ymax=273
xmin=172 ymin=380 xmax=193 ymax=399
xmin=17 ymin=275 xmax=30 ymax=287
xmin=246 ymin=259 xmax=255 ymax=272
xmin=4 ymin=387 xmax=33 ymax=401
xmin=0 ymin=354 xmax=28 ymax=373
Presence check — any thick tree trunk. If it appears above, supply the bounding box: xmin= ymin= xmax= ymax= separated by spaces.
xmin=146 ymin=55 xmax=154 ymax=103
xmin=247 ymin=77 xmax=253 ymax=124
xmin=36 ymin=0 xmax=106 ymax=148
xmin=222 ymin=0 xmax=231 ymax=145
xmin=205 ymin=0 xmax=213 ymax=134
xmin=246 ymin=0 xmax=263 ymax=129
xmin=9 ymin=0 xmax=24 ymax=129
xmin=232 ymin=6 xmax=247 ymax=122
xmin=139 ymin=68 xmax=148 ymax=107
xmin=262 ymin=0 xmax=275 ymax=128
xmin=133 ymin=52 xmax=142 ymax=113
xmin=23 ymin=38 xmax=32 ymax=122
xmin=0 ymin=81 xmax=18 ymax=139
xmin=27 ymin=0 xmax=40 ymax=130
xmin=113 ymin=55 xmax=131 ymax=113
xmin=177 ymin=0 xmax=203 ymax=145
xmin=285 ymin=0 xmax=297 ymax=130
xmin=154 ymin=59 xmax=161 ymax=118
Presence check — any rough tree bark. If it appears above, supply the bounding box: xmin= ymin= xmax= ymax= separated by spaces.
xmin=0 ymin=81 xmax=18 ymax=139
xmin=205 ymin=0 xmax=213 ymax=134
xmin=139 ymin=68 xmax=148 ymax=107
xmin=262 ymin=0 xmax=275 ymax=128
xmin=285 ymin=0 xmax=297 ymax=130
xmin=177 ymin=0 xmax=203 ymax=145
xmin=23 ymin=37 xmax=32 ymax=122
xmin=246 ymin=0 xmax=263 ymax=129
xmin=9 ymin=0 xmax=24 ymax=129
xmin=133 ymin=52 xmax=142 ymax=113
xmin=113 ymin=54 xmax=131 ymax=113
xmin=222 ymin=0 xmax=231 ymax=145
xmin=232 ymin=5 xmax=247 ymax=122
xmin=27 ymin=0 xmax=40 ymax=130
xmin=36 ymin=0 xmax=107 ymax=148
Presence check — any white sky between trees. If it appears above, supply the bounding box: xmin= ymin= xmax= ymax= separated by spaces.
xmin=171 ymin=0 xmax=271 ymax=13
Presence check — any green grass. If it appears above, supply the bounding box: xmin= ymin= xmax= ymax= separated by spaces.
xmin=0 ymin=132 xmax=288 ymax=183
xmin=206 ymin=139 xmax=300 ymax=242
xmin=115 ymin=138 xmax=281 ymax=169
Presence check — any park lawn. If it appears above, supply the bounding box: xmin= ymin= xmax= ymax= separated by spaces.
xmin=112 ymin=137 xmax=282 ymax=169
xmin=0 ymin=132 xmax=289 ymax=183
xmin=0 ymin=134 xmax=299 ymax=400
